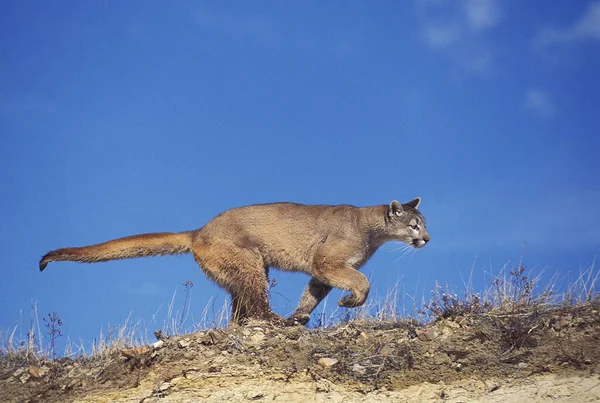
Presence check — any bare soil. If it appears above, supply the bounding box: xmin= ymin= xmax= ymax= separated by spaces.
xmin=2 ymin=301 xmax=600 ymax=402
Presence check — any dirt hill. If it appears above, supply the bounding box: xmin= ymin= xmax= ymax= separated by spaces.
xmin=2 ymin=301 xmax=600 ymax=402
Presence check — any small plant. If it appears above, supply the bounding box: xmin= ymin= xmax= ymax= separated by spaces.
xmin=488 ymin=265 xmax=552 ymax=313
xmin=563 ymin=258 xmax=599 ymax=305
xmin=43 ymin=312 xmax=63 ymax=362
xmin=177 ymin=280 xmax=194 ymax=334
xmin=422 ymin=282 xmax=492 ymax=320
xmin=491 ymin=266 xmax=532 ymax=312
xmin=26 ymin=329 xmax=37 ymax=361
xmin=268 ymin=277 xmax=278 ymax=299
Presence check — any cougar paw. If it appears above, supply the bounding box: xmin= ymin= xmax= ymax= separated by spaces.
xmin=338 ymin=295 xmax=362 ymax=308
xmin=285 ymin=313 xmax=310 ymax=326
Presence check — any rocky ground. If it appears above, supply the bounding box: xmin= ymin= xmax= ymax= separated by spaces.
xmin=2 ymin=301 xmax=600 ymax=402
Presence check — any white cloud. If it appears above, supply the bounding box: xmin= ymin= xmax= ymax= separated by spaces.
xmin=464 ymin=0 xmax=501 ymax=31
xmin=465 ymin=49 xmax=492 ymax=72
xmin=536 ymin=1 xmax=600 ymax=46
xmin=423 ymin=24 xmax=461 ymax=48
xmin=416 ymin=0 xmax=501 ymax=74
xmin=523 ymin=89 xmax=555 ymax=118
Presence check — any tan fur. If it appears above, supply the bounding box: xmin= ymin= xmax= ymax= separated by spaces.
xmin=40 ymin=199 xmax=430 ymax=326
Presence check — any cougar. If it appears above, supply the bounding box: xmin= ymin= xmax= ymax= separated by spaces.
xmin=40 ymin=198 xmax=430 ymax=326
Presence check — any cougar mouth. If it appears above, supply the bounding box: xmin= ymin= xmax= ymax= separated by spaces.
xmin=412 ymin=239 xmax=427 ymax=248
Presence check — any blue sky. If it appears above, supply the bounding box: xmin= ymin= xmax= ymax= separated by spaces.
xmin=1 ymin=1 xmax=599 ymax=351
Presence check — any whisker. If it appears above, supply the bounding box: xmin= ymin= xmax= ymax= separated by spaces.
xmin=394 ymin=243 xmax=413 ymax=262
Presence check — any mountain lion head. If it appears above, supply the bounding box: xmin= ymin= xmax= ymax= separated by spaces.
xmin=385 ymin=198 xmax=430 ymax=248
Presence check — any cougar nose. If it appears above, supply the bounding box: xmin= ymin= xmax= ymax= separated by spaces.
xmin=423 ymin=234 xmax=430 ymax=243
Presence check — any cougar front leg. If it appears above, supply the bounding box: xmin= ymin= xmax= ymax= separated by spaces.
xmin=288 ymin=278 xmax=332 ymax=325
xmin=324 ymin=268 xmax=370 ymax=308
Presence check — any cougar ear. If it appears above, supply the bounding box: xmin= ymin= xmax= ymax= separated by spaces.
xmin=388 ymin=200 xmax=404 ymax=219
xmin=405 ymin=197 xmax=421 ymax=210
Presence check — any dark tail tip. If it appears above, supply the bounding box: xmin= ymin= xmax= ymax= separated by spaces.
xmin=39 ymin=256 xmax=50 ymax=272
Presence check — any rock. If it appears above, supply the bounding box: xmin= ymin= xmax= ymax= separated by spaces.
xmin=178 ymin=339 xmax=190 ymax=348
xmin=518 ymin=362 xmax=528 ymax=369
xmin=154 ymin=329 xmax=167 ymax=341
xmin=19 ymin=373 xmax=30 ymax=384
xmin=284 ymin=327 xmax=304 ymax=340
xmin=434 ymin=353 xmax=452 ymax=366
xmin=247 ymin=331 xmax=266 ymax=347
xmin=199 ymin=330 xmax=226 ymax=345
xmin=27 ymin=366 xmax=48 ymax=380
xmin=157 ymin=382 xmax=171 ymax=392
xmin=13 ymin=368 xmax=31 ymax=383
xmin=445 ymin=320 xmax=461 ymax=329
xmin=121 ymin=346 xmax=150 ymax=359
xmin=416 ymin=328 xmax=438 ymax=342
xmin=152 ymin=340 xmax=165 ymax=349
xmin=62 ymin=378 xmax=82 ymax=391
xmin=317 ymin=358 xmax=339 ymax=368
xmin=316 ymin=378 xmax=334 ymax=392
xmin=379 ymin=344 xmax=395 ymax=357
xmin=552 ymin=315 xmax=573 ymax=331
xmin=352 ymin=363 xmax=367 ymax=375
xmin=245 ymin=389 xmax=265 ymax=400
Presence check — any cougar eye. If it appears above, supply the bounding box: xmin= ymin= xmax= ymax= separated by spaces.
xmin=410 ymin=224 xmax=419 ymax=231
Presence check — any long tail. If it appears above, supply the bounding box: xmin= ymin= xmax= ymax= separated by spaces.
xmin=39 ymin=231 xmax=194 ymax=271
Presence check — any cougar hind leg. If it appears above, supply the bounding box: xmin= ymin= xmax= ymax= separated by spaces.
xmin=192 ymin=242 xmax=283 ymax=325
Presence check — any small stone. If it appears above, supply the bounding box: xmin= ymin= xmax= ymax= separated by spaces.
xmin=352 ymin=363 xmax=366 ymax=374
xmin=518 ymin=362 xmax=528 ymax=369
xmin=157 ymin=382 xmax=171 ymax=392
xmin=316 ymin=378 xmax=334 ymax=393
xmin=445 ymin=320 xmax=460 ymax=329
xmin=121 ymin=346 xmax=150 ymax=359
xmin=178 ymin=339 xmax=190 ymax=348
xmin=379 ymin=344 xmax=395 ymax=357
xmin=317 ymin=358 xmax=339 ymax=368
xmin=170 ymin=376 xmax=185 ymax=385
xmin=248 ymin=332 xmax=265 ymax=347
xmin=62 ymin=378 xmax=82 ymax=391
xmin=199 ymin=330 xmax=226 ymax=345
xmin=153 ymin=340 xmax=165 ymax=349
xmin=246 ymin=389 xmax=265 ymax=400
xmin=28 ymin=366 xmax=44 ymax=379
xmin=416 ymin=327 xmax=439 ymax=342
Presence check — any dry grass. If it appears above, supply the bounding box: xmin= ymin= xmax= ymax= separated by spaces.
xmin=2 ymin=260 xmax=598 ymax=368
